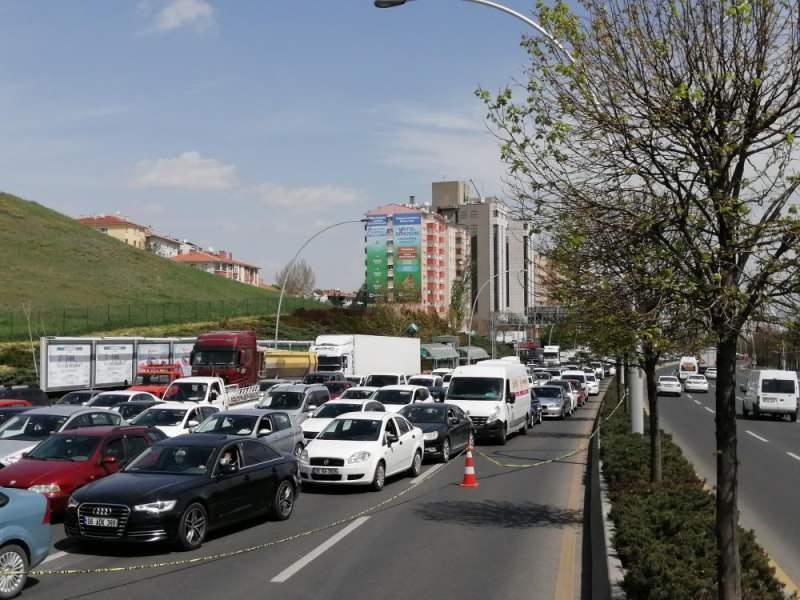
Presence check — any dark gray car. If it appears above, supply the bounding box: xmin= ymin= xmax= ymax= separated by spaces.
xmin=257 ymin=384 xmax=330 ymax=426
xmin=193 ymin=409 xmax=304 ymax=456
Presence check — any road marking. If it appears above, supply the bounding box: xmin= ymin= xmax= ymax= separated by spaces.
xmin=787 ymin=452 xmax=800 ymax=462
xmin=410 ymin=462 xmax=444 ymax=486
xmin=42 ymin=551 xmax=68 ymax=564
xmin=745 ymin=430 xmax=769 ymax=443
xmin=694 ymin=399 xmax=702 ymax=405
xmin=704 ymin=407 xmax=715 ymax=414
xmin=270 ymin=516 xmax=370 ymax=583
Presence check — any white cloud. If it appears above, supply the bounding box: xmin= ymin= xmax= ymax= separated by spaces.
xmin=395 ymin=108 xmax=486 ymax=133
xmin=255 ymin=183 xmax=364 ymax=212
xmin=134 ymin=151 xmax=238 ymax=191
xmin=154 ymin=0 xmax=214 ymax=32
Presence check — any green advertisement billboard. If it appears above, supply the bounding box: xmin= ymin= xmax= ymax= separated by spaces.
xmin=393 ymin=213 xmax=422 ymax=303
xmin=366 ymin=215 xmax=388 ymax=299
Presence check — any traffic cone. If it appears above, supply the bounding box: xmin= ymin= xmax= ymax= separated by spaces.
xmin=459 ymin=445 xmax=480 ymax=488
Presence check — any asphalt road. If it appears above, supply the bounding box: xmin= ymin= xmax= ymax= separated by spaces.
xmin=657 ymin=365 xmax=800 ymax=591
xmin=20 ymin=390 xmax=606 ymax=600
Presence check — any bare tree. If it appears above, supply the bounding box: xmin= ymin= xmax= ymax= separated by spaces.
xmin=480 ymin=1 xmax=800 ymax=596
xmin=276 ymin=259 xmax=316 ymax=297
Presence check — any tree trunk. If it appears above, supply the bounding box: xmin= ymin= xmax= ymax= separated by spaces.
xmin=716 ymin=335 xmax=741 ymax=600
xmin=643 ymin=350 xmax=661 ymax=483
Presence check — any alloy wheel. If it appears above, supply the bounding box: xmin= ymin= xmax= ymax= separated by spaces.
xmin=0 ymin=547 xmax=26 ymax=597
xmin=183 ymin=507 xmax=207 ymax=546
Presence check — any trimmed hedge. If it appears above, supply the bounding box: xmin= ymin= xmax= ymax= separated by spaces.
xmin=599 ymin=382 xmax=790 ymax=600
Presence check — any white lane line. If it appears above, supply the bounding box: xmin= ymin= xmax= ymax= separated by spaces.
xmin=693 ymin=399 xmax=702 ymax=405
xmin=704 ymin=407 xmax=715 ymax=414
xmin=410 ymin=462 xmax=444 ymax=486
xmin=42 ymin=550 xmax=68 ymax=564
xmin=787 ymin=452 xmax=800 ymax=462
xmin=746 ymin=430 xmax=769 ymax=443
xmin=271 ymin=516 xmax=370 ymax=583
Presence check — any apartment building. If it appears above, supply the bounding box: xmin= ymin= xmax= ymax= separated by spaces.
xmin=77 ymin=215 xmax=149 ymax=249
xmin=171 ymin=250 xmax=261 ymax=287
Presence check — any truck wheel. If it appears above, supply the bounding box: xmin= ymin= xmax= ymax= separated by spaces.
xmin=0 ymin=544 xmax=28 ymax=600
xmin=497 ymin=425 xmax=507 ymax=446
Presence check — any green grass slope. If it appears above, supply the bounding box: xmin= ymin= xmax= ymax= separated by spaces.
xmin=0 ymin=192 xmax=277 ymax=309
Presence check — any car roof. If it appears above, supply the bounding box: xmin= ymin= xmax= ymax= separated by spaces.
xmin=95 ymin=390 xmax=141 ymax=396
xmin=335 ymin=411 xmax=392 ymax=420
xmin=272 ymin=384 xmax=323 ymax=393
xmin=158 ymin=433 xmax=242 ymax=446
xmin=375 ymin=385 xmax=426 ymax=391
xmin=536 ymin=385 xmax=565 ymax=391
xmin=325 ymin=398 xmax=374 ymax=405
xmin=121 ymin=399 xmax=161 ymax=406
xmin=342 ymin=386 xmax=378 ymax=393
xmin=24 ymin=406 xmax=107 ymax=416
xmin=143 ymin=402 xmax=198 ymax=410
xmin=211 ymin=409 xmax=286 ymax=418
xmin=57 ymin=425 xmax=156 ymax=437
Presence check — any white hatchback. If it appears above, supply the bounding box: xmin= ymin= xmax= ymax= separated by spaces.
xmin=683 ymin=375 xmax=709 ymax=393
xmin=299 ymin=412 xmax=424 ymax=491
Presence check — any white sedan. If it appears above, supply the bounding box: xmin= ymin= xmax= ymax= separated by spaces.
xmin=705 ymin=368 xmax=717 ymax=380
xmin=338 ymin=386 xmax=379 ymax=401
xmin=585 ymin=374 xmax=600 ymax=396
xmin=657 ymin=376 xmax=682 ymax=396
xmin=131 ymin=402 xmax=219 ymax=437
xmin=301 ymin=398 xmax=386 ymax=442
xmin=299 ymin=412 xmax=424 ymax=491
xmin=371 ymin=385 xmax=434 ymax=413
xmin=684 ymin=375 xmax=709 ymax=393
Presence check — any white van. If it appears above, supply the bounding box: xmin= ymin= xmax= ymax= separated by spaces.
xmin=742 ymin=369 xmax=798 ymax=421
xmin=678 ymin=357 xmax=699 ymax=381
xmin=445 ymin=360 xmax=533 ymax=445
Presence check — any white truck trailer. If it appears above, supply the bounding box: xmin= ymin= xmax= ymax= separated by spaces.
xmin=309 ymin=335 xmax=421 ymax=379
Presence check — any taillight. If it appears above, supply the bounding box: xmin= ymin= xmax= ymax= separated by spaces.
xmin=42 ymin=502 xmax=51 ymax=524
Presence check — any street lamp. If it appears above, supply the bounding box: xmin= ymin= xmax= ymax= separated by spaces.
xmin=465 ymin=268 xmax=525 ymax=360
xmin=274 ymin=219 xmax=367 ymax=341
xmin=373 ymin=0 xmax=576 ymax=65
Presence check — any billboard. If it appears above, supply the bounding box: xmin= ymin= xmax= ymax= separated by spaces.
xmin=136 ymin=342 xmax=171 ymax=370
xmin=46 ymin=343 xmax=92 ymax=390
xmin=94 ymin=342 xmax=135 ymax=386
xmin=172 ymin=341 xmax=196 ymax=376
xmin=365 ymin=215 xmax=388 ymax=299
xmin=393 ymin=213 xmax=422 ymax=302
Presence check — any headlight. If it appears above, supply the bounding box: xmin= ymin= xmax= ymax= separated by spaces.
xmin=346 ymin=451 xmax=371 ymax=464
xmin=67 ymin=496 xmax=79 ymax=509
xmin=299 ymin=449 xmax=310 ymax=464
xmin=28 ymin=484 xmax=61 ymax=495
xmin=133 ymin=500 xmax=177 ymax=514
xmin=486 ymin=407 xmax=501 ymax=422
xmin=423 ymin=431 xmax=439 ymax=441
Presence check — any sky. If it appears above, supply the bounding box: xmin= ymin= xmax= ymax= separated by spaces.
xmin=0 ymin=0 xmax=536 ymax=290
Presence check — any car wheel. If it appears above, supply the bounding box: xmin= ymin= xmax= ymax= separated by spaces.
xmin=176 ymin=502 xmax=207 ymax=551
xmin=0 ymin=544 xmax=28 ymax=600
xmin=370 ymin=461 xmax=386 ymax=492
xmin=439 ymin=438 xmax=451 ymax=463
xmin=497 ymin=424 xmax=507 ymax=446
xmin=538 ymin=411 xmax=543 ymax=425
xmin=268 ymin=480 xmax=296 ymax=521
xmin=408 ymin=450 xmax=422 ymax=477
xmin=293 ymin=443 xmax=304 ymax=458
xmin=522 ymin=414 xmax=530 ymax=435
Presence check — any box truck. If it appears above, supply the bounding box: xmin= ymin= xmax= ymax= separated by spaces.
xmin=309 ymin=335 xmax=421 ymax=379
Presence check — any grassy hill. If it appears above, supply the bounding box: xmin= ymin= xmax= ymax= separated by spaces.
xmin=0 ymin=192 xmax=313 ymax=339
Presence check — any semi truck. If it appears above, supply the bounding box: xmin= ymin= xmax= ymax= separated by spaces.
xmin=309 ymin=335 xmax=421 ymax=379
xmin=190 ymin=330 xmax=261 ymax=386
xmin=543 ymin=345 xmax=561 ymax=367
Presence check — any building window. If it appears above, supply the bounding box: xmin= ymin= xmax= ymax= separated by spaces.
xmin=492 ymin=224 xmax=499 ymax=311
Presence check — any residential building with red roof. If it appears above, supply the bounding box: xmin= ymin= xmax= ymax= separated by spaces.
xmin=172 ymin=249 xmax=261 ymax=287
xmin=77 ymin=214 xmax=149 ymax=249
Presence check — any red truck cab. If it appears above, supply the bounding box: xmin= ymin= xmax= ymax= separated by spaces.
xmin=190 ymin=330 xmax=261 ymax=386
xmin=128 ymin=364 xmax=184 ymax=398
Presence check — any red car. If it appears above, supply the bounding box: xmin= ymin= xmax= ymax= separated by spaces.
xmin=0 ymin=425 xmax=166 ymax=516
xmin=0 ymin=400 xmax=31 ymax=408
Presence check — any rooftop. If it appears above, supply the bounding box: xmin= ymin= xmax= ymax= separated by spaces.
xmin=77 ymin=215 xmax=148 ymax=230
xmin=172 ymin=250 xmax=260 ymax=270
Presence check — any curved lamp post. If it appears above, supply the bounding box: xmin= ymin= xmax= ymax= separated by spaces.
xmin=274 ymin=219 xmax=367 ymax=341
xmin=465 ymin=268 xmax=525 ymax=360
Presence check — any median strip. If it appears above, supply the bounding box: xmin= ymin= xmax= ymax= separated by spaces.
xmin=745 ymin=430 xmax=769 ymax=443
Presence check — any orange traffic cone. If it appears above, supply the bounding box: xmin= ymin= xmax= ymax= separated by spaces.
xmin=459 ymin=445 xmax=480 ymax=488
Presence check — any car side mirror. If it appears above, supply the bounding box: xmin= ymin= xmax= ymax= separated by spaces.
xmin=385 ymin=432 xmax=398 ymax=446
xmin=449 ymin=417 xmax=459 ymax=425
xmin=21 ymin=452 xmax=30 ymax=459
xmin=209 ymin=392 xmax=218 ymax=401
xmin=102 ymin=455 xmax=117 ymax=465
xmin=218 ymin=463 xmax=238 ymax=476
xmin=187 ymin=420 xmax=199 ymax=428
xmin=506 ymin=395 xmax=515 ymax=404
xmin=307 ymin=405 xmax=318 ymax=413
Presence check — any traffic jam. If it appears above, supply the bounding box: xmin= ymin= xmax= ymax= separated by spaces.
xmin=0 ymin=334 xmax=611 ymax=598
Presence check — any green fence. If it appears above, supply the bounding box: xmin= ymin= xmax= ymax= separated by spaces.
xmin=0 ymin=296 xmax=318 ymax=341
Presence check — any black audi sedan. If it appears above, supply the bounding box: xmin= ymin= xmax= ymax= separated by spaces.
xmin=64 ymin=433 xmax=299 ymax=550
xmin=398 ymin=403 xmax=474 ymax=462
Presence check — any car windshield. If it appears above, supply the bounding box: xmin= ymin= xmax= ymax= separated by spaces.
xmin=534 ymin=373 xmax=550 ymax=380
xmin=132 ymin=408 xmax=187 ymax=427
xmin=373 ymin=389 xmax=413 ymax=405
xmin=27 ymin=434 xmax=101 ymax=462
xmin=314 ymin=403 xmax=361 ymax=418
xmin=408 ymin=377 xmax=433 ymax=387
xmin=326 ymin=383 xmax=350 ymax=395
xmin=762 ymin=379 xmax=796 ymax=394
xmin=535 ymin=387 xmax=562 ymax=399
xmin=192 ymin=350 xmax=237 ymax=367
xmin=195 ymin=414 xmax=258 ymax=435
xmin=163 ymin=382 xmax=208 ymax=402
xmin=58 ymin=391 xmax=94 ymax=405
xmin=340 ymin=389 xmax=374 ymax=400
xmin=365 ymin=375 xmax=399 ymax=387
xmin=90 ymin=394 xmax=130 ymax=407
xmin=125 ymin=445 xmax=214 ymax=475
xmin=0 ymin=414 xmax=69 ymax=441
xmin=447 ymin=378 xmax=503 ymax=401
xmin=117 ymin=404 xmax=153 ymax=420
xmin=660 ymin=377 xmax=679 ymax=383
xmin=443 ymin=374 xmax=452 ymax=383
xmin=586 ymin=375 xmax=597 ymax=382
xmin=400 ymin=405 xmax=445 ymax=423
xmin=318 ymin=418 xmax=382 ymax=441
xmin=267 ymin=392 xmax=304 ymax=410
xmin=134 ymin=374 xmax=171 ymax=385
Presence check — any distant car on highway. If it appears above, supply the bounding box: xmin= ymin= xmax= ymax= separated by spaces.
xmin=0 ymin=488 xmax=51 ymax=599
xmin=585 ymin=373 xmax=600 ymax=396
xmin=87 ymin=390 xmax=161 ymax=408
xmin=657 ymin=376 xmax=682 ymax=396
xmin=114 ymin=400 xmax=163 ymax=424
xmin=399 ymin=403 xmax=473 ymax=463
xmin=741 ymin=369 xmax=798 ymax=421
xmin=372 ymin=385 xmax=434 ymax=413
xmin=56 ymin=390 xmax=98 ymax=406
xmin=533 ymin=386 xmax=570 ymax=419
xmin=363 ymin=373 xmax=409 ymax=387
xmin=0 ymin=406 xmax=123 ymax=468
xmin=683 ymin=375 xmax=709 ymax=393
xmin=301 ymin=398 xmax=385 ymax=442
xmin=705 ymin=367 xmax=717 ymax=380
xmin=194 ymin=409 xmax=303 ymax=457
xmin=323 ymin=380 xmax=353 ymax=400
xmin=548 ymin=379 xmax=581 ymax=410
xmin=257 ymin=384 xmax=331 ymax=425
xmin=299 ymin=412 xmax=423 ymax=491
xmin=131 ymin=402 xmax=219 ymax=438
xmin=65 ymin=434 xmax=299 ymax=549
xmin=0 ymin=426 xmax=166 ymax=516
xmin=0 ymin=406 xmax=30 ymax=426
xmin=532 ymin=371 xmax=552 ymax=387
xmin=337 ymin=386 xmax=378 ymax=401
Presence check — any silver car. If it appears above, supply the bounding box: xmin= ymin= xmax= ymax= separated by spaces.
xmin=0 ymin=406 xmax=122 ymax=467
xmin=192 ymin=409 xmax=304 ymax=456
xmin=257 ymin=384 xmax=331 ymax=426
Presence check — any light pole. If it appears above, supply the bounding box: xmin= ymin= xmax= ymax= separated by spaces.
xmin=274 ymin=219 xmax=366 ymax=341
xmin=465 ymin=268 xmax=524 ymax=361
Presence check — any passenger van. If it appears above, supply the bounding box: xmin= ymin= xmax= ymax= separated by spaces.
xmin=742 ymin=369 xmax=798 ymax=421
xmin=678 ymin=357 xmax=699 ymax=381
xmin=445 ymin=360 xmax=533 ymax=445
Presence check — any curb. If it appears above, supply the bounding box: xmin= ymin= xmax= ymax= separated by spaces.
xmin=599 ymin=458 xmax=626 ymax=599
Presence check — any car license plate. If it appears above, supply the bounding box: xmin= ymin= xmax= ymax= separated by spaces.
xmin=83 ymin=516 xmax=118 ymax=527
xmin=312 ymin=467 xmax=339 ymax=475
xmin=762 ymin=397 xmax=777 ymax=403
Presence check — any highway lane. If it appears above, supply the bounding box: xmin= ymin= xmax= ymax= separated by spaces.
xmin=657 ymin=365 xmax=800 ymax=591
xmin=21 ymin=392 xmax=605 ymax=600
